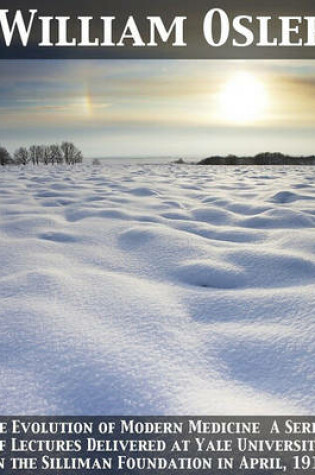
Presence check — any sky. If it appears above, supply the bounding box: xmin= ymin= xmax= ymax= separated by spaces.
xmin=1 ymin=60 xmax=315 ymax=158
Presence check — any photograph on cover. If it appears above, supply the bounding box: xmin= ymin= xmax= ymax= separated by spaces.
xmin=0 ymin=59 xmax=314 ymax=415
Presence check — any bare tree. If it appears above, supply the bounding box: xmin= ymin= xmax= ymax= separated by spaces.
xmin=61 ymin=142 xmax=83 ymax=165
xmin=74 ymin=150 xmax=83 ymax=164
xmin=29 ymin=145 xmax=44 ymax=165
xmin=13 ymin=147 xmax=29 ymax=165
xmin=49 ymin=144 xmax=63 ymax=165
xmin=43 ymin=146 xmax=52 ymax=165
xmin=37 ymin=146 xmax=46 ymax=164
xmin=0 ymin=146 xmax=12 ymax=166
xmin=29 ymin=146 xmax=37 ymax=165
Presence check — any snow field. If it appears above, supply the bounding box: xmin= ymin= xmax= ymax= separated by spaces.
xmin=0 ymin=163 xmax=314 ymax=414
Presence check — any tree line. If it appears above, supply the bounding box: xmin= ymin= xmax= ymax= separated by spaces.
xmin=197 ymin=152 xmax=315 ymax=166
xmin=0 ymin=142 xmax=83 ymax=166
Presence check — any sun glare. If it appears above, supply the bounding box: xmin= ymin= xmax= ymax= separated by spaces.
xmin=219 ymin=72 xmax=268 ymax=124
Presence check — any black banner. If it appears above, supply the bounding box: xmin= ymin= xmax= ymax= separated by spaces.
xmin=1 ymin=0 xmax=315 ymax=59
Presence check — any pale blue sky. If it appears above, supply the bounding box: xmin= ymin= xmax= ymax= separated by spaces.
xmin=1 ymin=60 xmax=315 ymax=158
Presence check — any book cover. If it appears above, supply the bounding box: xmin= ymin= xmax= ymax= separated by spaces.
xmin=0 ymin=1 xmax=314 ymax=473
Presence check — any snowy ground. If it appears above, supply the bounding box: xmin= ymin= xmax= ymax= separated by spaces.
xmin=0 ymin=163 xmax=314 ymax=415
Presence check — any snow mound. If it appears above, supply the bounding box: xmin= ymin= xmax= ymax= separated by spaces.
xmin=269 ymin=190 xmax=310 ymax=203
xmin=175 ymin=260 xmax=246 ymax=289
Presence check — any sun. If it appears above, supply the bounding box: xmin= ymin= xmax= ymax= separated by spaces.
xmin=219 ymin=72 xmax=268 ymax=124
